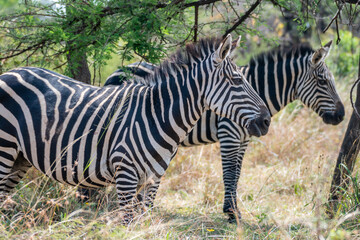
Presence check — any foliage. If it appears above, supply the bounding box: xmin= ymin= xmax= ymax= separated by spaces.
xmin=0 ymin=0 xmax=328 ymax=83
xmin=0 ymin=0 xmax=276 ymax=81
xmin=0 ymin=0 xmax=187 ymax=77
xmin=327 ymin=30 xmax=360 ymax=78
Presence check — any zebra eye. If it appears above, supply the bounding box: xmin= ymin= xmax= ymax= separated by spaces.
xmin=318 ymin=79 xmax=327 ymax=85
xmin=231 ymin=74 xmax=243 ymax=85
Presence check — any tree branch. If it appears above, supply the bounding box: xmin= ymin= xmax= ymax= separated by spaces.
xmin=183 ymin=0 xmax=222 ymax=8
xmin=350 ymin=77 xmax=360 ymax=119
xmin=0 ymin=40 xmax=49 ymax=61
xmin=222 ymin=0 xmax=262 ymax=38
xmin=342 ymin=0 xmax=360 ymax=3
xmin=100 ymin=0 xmax=222 ymax=17
xmin=322 ymin=4 xmax=343 ymax=33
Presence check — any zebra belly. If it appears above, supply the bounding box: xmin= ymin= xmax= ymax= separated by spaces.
xmin=17 ymin=134 xmax=115 ymax=188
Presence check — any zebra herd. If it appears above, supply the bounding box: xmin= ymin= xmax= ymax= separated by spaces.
xmin=0 ymin=34 xmax=344 ymax=224
xmin=101 ymin=40 xmax=344 ymax=222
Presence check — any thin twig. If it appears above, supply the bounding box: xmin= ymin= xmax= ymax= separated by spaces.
xmin=222 ymin=0 xmax=262 ymax=38
xmin=0 ymin=40 xmax=49 ymax=61
xmin=53 ymin=62 xmax=67 ymax=70
xmin=335 ymin=17 xmax=341 ymax=44
xmin=228 ymin=0 xmax=241 ymax=19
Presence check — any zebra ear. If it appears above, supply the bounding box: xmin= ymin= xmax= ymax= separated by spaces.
xmin=214 ymin=34 xmax=232 ymax=63
xmin=324 ymin=40 xmax=333 ymax=50
xmin=311 ymin=41 xmax=332 ymax=66
xmin=231 ymin=36 xmax=241 ymax=51
xmin=322 ymin=40 xmax=332 ymax=57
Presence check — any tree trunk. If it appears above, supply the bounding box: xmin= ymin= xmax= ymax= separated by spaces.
xmin=65 ymin=1 xmax=91 ymax=84
xmin=328 ymin=54 xmax=360 ymax=214
xmin=66 ymin=50 xmax=91 ymax=84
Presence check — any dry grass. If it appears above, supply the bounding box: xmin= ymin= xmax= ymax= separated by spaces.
xmin=1 ymin=83 xmax=360 ymax=239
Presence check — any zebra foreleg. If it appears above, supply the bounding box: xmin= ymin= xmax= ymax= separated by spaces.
xmin=220 ymin=136 xmax=249 ymax=223
xmin=113 ymin=163 xmax=140 ymax=225
xmin=136 ymin=178 xmax=160 ymax=211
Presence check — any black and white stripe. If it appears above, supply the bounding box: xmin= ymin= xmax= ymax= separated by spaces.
xmin=103 ymin=40 xmax=344 ymax=222
xmin=0 ymin=35 xmax=270 ymax=223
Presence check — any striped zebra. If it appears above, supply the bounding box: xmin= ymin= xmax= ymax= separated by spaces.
xmin=103 ymin=40 xmax=345 ymax=222
xmin=0 ymin=35 xmax=271 ymax=223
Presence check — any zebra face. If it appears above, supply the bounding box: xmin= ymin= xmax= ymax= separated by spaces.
xmin=205 ymin=35 xmax=271 ymax=137
xmin=298 ymin=41 xmax=344 ymax=125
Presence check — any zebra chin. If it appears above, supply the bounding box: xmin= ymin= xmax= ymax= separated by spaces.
xmin=246 ymin=107 xmax=271 ymax=137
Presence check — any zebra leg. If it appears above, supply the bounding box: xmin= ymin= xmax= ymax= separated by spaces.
xmin=136 ymin=178 xmax=160 ymax=210
xmin=0 ymin=149 xmax=26 ymax=203
xmin=3 ymin=153 xmax=32 ymax=194
xmin=143 ymin=179 xmax=160 ymax=208
xmin=219 ymin=128 xmax=249 ymax=223
xmin=113 ymin=163 xmax=139 ymax=225
xmin=75 ymin=187 xmax=97 ymax=202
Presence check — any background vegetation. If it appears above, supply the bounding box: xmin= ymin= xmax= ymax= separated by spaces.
xmin=1 ymin=0 xmax=360 ymax=239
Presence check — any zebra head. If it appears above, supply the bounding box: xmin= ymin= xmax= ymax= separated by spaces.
xmin=205 ymin=35 xmax=271 ymax=137
xmin=296 ymin=41 xmax=344 ymax=125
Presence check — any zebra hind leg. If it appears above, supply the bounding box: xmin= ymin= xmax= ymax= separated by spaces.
xmin=4 ymin=153 xmax=32 ymax=192
xmin=0 ymin=152 xmax=31 ymax=207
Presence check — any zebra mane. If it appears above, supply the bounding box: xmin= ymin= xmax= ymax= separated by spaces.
xmin=145 ymin=37 xmax=224 ymax=85
xmin=248 ymin=43 xmax=314 ymax=66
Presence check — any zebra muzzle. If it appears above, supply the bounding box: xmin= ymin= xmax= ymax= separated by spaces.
xmin=247 ymin=107 xmax=271 ymax=137
xmin=321 ymin=101 xmax=345 ymax=126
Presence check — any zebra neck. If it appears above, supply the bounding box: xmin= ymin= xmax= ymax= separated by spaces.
xmin=150 ymin=72 xmax=205 ymax=145
xmin=241 ymin=53 xmax=310 ymax=116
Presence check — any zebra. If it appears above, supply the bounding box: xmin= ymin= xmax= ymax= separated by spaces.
xmin=102 ymin=40 xmax=345 ymax=222
xmin=0 ymin=35 xmax=271 ymax=223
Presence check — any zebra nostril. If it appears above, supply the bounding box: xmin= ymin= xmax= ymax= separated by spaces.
xmin=337 ymin=114 xmax=344 ymax=122
xmin=264 ymin=118 xmax=270 ymax=127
